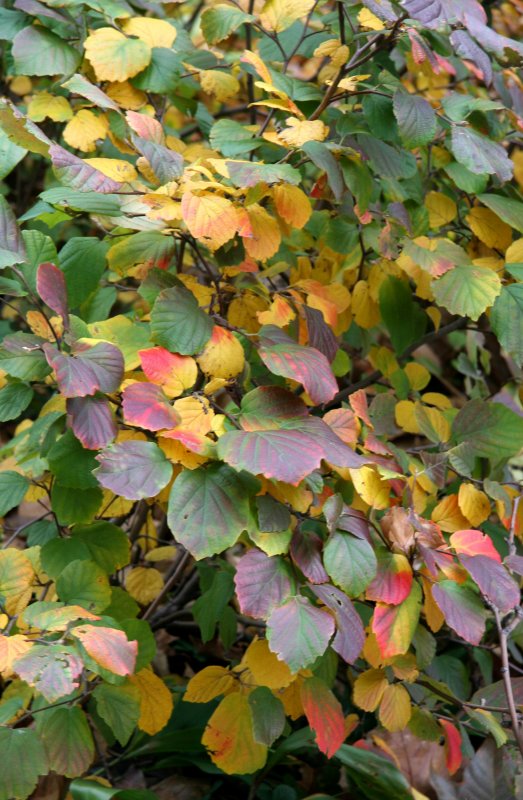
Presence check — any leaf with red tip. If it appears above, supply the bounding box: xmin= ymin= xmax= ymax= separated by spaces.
xmin=49 ymin=144 xmax=123 ymax=193
xmin=372 ymin=581 xmax=422 ymax=658
xmin=366 ymin=551 xmax=413 ymax=605
xmin=312 ymin=583 xmax=365 ymax=664
xmin=94 ymin=440 xmax=173 ymax=500
xmin=234 ymin=548 xmax=294 ymax=619
xmin=44 ymin=340 xmax=124 ymax=398
xmin=259 ymin=325 xmax=338 ymax=404
xmin=290 ymin=529 xmax=328 ymax=584
xmin=431 ymin=580 xmax=487 ymax=645
xmin=439 ymin=719 xmax=462 ymax=775
xmin=300 ymin=676 xmax=345 ymax=757
xmin=126 ymin=110 xmax=164 ymax=142
xmin=450 ymin=529 xmax=501 ymax=562
xmin=122 ymin=382 xmax=180 ymax=431
xmin=458 ymin=554 xmax=520 ymax=614
xmin=67 ymin=396 xmax=117 ymax=450
xmin=71 ymin=625 xmax=137 ymax=676
xmin=36 ymin=262 xmax=69 ymax=328
xmin=267 ymin=595 xmax=335 ymax=672
xmin=138 ymin=346 xmax=197 ymax=397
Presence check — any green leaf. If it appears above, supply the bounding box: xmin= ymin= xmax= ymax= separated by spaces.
xmin=393 ymin=90 xmax=437 ymax=148
xmin=0 ymin=728 xmax=48 ymax=800
xmin=491 ymin=284 xmax=523 ymax=366
xmin=59 ymin=238 xmax=109 ymax=307
xmin=248 ymin=686 xmax=286 ymax=746
xmin=267 ymin=595 xmax=335 ymax=672
xmin=21 ymin=230 xmax=58 ymax=292
xmin=336 ymin=744 xmax=413 ymax=800
xmin=167 ymin=464 xmax=254 ymax=559
xmin=93 ymin=683 xmax=141 ymax=746
xmin=0 ymin=381 xmax=33 ymax=422
xmin=48 ymin=430 xmax=99 ymax=489
xmin=450 ymin=126 xmax=512 ymax=181
xmin=131 ymin=47 xmax=181 ymax=93
xmin=452 ymin=399 xmax=523 ymax=460
xmin=201 ymin=4 xmax=255 ymax=44
xmin=0 ymin=8 xmax=28 ymax=42
xmin=73 ymin=522 xmax=131 ymax=573
xmin=210 ymin=119 xmax=263 ymax=157
xmin=37 ymin=707 xmax=95 ymax=778
xmin=0 ymin=333 xmax=51 ymax=381
xmin=70 ymin=780 xmax=157 ymax=800
xmin=0 ymin=128 xmax=26 ymax=179
xmin=379 ymin=277 xmax=427 ymax=353
xmin=302 ymin=141 xmax=344 ymax=201
xmin=107 ymin=231 xmax=175 ymax=277
xmin=432 ymin=264 xmax=501 ymax=320
xmin=41 ymin=538 xmax=92 ymax=579
xmin=56 ymin=559 xmax=112 ymax=613
xmin=323 ymin=533 xmax=377 ymax=596
xmin=151 ymin=287 xmax=214 ymax=355
xmin=478 ymin=194 xmax=523 ymax=233
xmin=51 ymin=484 xmax=103 ymax=525
xmin=0 ymin=470 xmax=28 ymax=517
xmin=0 ymin=195 xmax=26 ymax=268
xmin=12 ymin=26 xmax=81 ymax=76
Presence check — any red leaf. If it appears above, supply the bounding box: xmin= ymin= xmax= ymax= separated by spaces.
xmin=439 ymin=719 xmax=462 ymax=775
xmin=300 ymin=676 xmax=345 ymax=758
xmin=366 ymin=551 xmax=413 ymax=605
xmin=71 ymin=625 xmax=137 ymax=676
xmin=450 ymin=529 xmax=501 ymax=563
xmin=122 ymin=382 xmax=180 ymax=431
xmin=36 ymin=262 xmax=69 ymax=328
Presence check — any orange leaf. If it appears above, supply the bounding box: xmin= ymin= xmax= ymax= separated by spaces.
xmin=439 ymin=719 xmax=462 ymax=775
xmin=449 ymin=529 xmax=501 ymax=563
xmin=300 ymin=676 xmax=345 ymax=757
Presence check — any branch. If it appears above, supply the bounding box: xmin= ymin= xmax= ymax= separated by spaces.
xmin=493 ymin=607 xmax=523 ymax=757
xmin=142 ymin=549 xmax=191 ymax=620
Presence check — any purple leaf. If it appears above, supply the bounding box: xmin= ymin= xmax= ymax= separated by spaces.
xmin=432 ymin=580 xmax=487 ymax=645
xmin=132 ymin=136 xmax=184 ymax=183
xmin=303 ymin=306 xmax=339 ymax=363
xmin=312 ymin=584 xmax=365 ymax=663
xmin=36 ymin=262 xmax=69 ymax=328
xmin=0 ymin=195 xmax=26 ymax=268
xmin=267 ymin=595 xmax=335 ymax=672
xmin=43 ymin=341 xmax=124 ymax=398
xmin=459 ymin=554 xmax=520 ymax=614
xmin=122 ymin=382 xmax=180 ymax=431
xmin=259 ymin=325 xmax=338 ymax=405
xmin=49 ymin=144 xmax=122 ymax=193
xmin=234 ymin=548 xmax=294 ymax=619
xmin=402 ymin=0 xmax=486 ymax=29
xmin=449 ymin=30 xmax=492 ymax=86
xmin=67 ymin=396 xmax=117 ymax=450
xmin=290 ymin=529 xmax=328 ymax=584
xmin=94 ymin=441 xmax=173 ymax=500
xmin=465 ymin=14 xmax=523 ymax=59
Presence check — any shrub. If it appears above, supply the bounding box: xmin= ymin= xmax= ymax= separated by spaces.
xmin=0 ymin=0 xmax=523 ymax=797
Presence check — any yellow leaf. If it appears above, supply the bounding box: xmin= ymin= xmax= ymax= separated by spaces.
xmin=84 ymin=27 xmax=151 ymax=82
xmin=404 ymin=362 xmax=430 ymax=391
xmin=0 ymin=550 xmax=34 ymax=599
xmin=63 ymin=110 xmax=109 ymax=153
xmin=228 ymin=292 xmax=268 ymax=332
xmin=337 ymin=74 xmax=372 ymax=92
xmin=125 ymin=567 xmax=163 ymax=605
xmin=239 ymin=638 xmax=294 ymax=689
xmin=421 ymin=392 xmax=452 ymax=410
xmin=202 ymin=693 xmax=268 ymax=773
xmin=106 ymin=81 xmax=147 ymax=110
xmin=272 ymin=184 xmax=312 ymax=228
xmin=279 ymin=117 xmax=329 ymax=148
xmin=139 ymin=348 xmax=198 ymax=399
xmin=260 ymin=0 xmax=315 ymax=32
xmin=158 ymin=436 xmax=209 ymax=470
xmin=353 ymin=668 xmax=388 ymax=711
xmin=0 ymin=634 xmax=33 ymax=678
xmin=241 ymin=50 xmax=272 ymax=85
xmin=431 ymin=494 xmax=469 ymax=533
xmin=466 ymin=207 xmax=512 ymax=251
xmin=130 ymin=668 xmax=173 ymax=735
xmin=84 ymin=158 xmax=138 ymax=182
xmin=458 ymin=483 xmax=491 ymax=527
xmin=350 ymin=466 xmax=390 ymax=510
xmin=122 ymin=17 xmax=177 ymax=48
xmin=425 ymin=192 xmax=457 ymax=229
xmin=197 ymin=326 xmax=245 ymax=379
xmin=244 ymin=204 xmax=281 ymax=261
xmin=172 ymin=396 xmax=215 ymax=435
xmin=257 ymin=295 xmax=296 ymax=326
xmin=250 ymin=528 xmax=292 ymax=555
xmin=144 ymin=546 xmax=178 ymax=562
xmin=181 ymin=192 xmax=239 ymax=250
xmin=185 ymin=665 xmax=237 ymax=703
xmin=395 ymin=399 xmax=421 ymax=434
xmin=389 ymin=653 xmax=419 ymax=682
xmin=357 ymin=7 xmax=385 ymax=29
xmin=27 ymin=92 xmax=72 ymax=122
xmin=506 ymin=237 xmax=523 ymax=263
xmin=378 ymin=684 xmax=411 ymax=732
xmin=352 ymin=280 xmax=381 ymax=328
xmin=200 ymin=70 xmax=240 ymax=103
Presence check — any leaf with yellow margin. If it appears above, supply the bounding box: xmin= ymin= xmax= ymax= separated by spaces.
xmin=202 ymin=693 xmax=268 ymax=773
xmin=84 ymin=28 xmax=151 ymax=82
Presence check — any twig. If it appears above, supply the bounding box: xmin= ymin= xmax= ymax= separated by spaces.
xmin=142 ymin=549 xmax=191 ymax=620
xmin=493 ymin=607 xmax=523 ymax=757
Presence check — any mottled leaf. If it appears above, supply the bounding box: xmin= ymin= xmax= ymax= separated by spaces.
xmin=432 ymin=580 xmax=487 ymax=645
xmin=94 ymin=441 xmax=173 ymax=501
xmin=235 ymin=547 xmax=294 ymax=619
xmin=67 ymin=395 xmax=117 ymax=450
xmin=267 ymin=595 xmax=335 ymax=671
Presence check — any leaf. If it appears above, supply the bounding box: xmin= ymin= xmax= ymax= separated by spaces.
xmin=302 ymin=141 xmax=345 ymax=201
xmin=366 ymin=551 xmax=413 ymax=605
xmin=379 ymin=277 xmax=427 ymax=353
xmin=458 ymin=555 xmax=520 ymax=614
xmin=36 ymin=261 xmax=69 ymax=328
xmin=49 ymin=145 xmax=122 ymax=193
xmin=266 ymin=595 xmax=335 ymax=671
xmin=67 ymin=395 xmax=117 ymax=450
xmin=452 ymin=399 xmax=523 ymax=460
xmin=93 ymin=682 xmax=141 ymax=746
xmin=51 ymin=485 xmax=103 ymax=526
xmin=73 ymin=522 xmax=130 ymax=574
xmin=129 ymin=668 xmax=173 ymax=735
xmin=323 ymin=532 xmax=377 ymax=596
xmin=38 ymin=707 xmax=94 ymax=778
xmin=477 ymin=194 xmax=523 ymax=234
xmin=0 ymin=728 xmax=48 ymax=800
xmin=13 ymin=644 xmax=83 ymax=702
xmin=12 ymin=26 xmax=80 ymax=76
xmin=450 ymin=126 xmax=512 ymax=181
xmin=449 ymin=30 xmax=493 ymax=86
xmin=121 ymin=17 xmax=177 ymax=48
xmin=139 ymin=347 xmax=197 ymax=398
xmin=62 ymin=74 xmax=120 ymax=111
xmin=0 ymin=381 xmax=31 ymax=422
xmin=379 ymin=684 xmax=411 ymax=732
xmin=48 ymin=429 xmax=99 ymax=489
xmin=43 ymin=340 xmax=124 ymax=398
xmin=259 ymin=325 xmax=338 ymax=404
xmin=431 ymin=580 xmax=487 ymax=645
xmin=71 ymin=625 xmax=137 ymax=676
xmin=0 ymin=471 xmax=28 ymax=517
xmin=439 ymin=719 xmax=462 ymax=776
xmin=151 ymin=287 xmax=214 ymax=356
xmin=125 ymin=567 xmax=164 ymax=605
xmin=491 ymin=285 xmax=523 ymax=366
xmin=300 ymin=676 xmax=345 ymax=757
xmin=167 ymin=464 xmax=253 ymax=559
xmin=234 ymin=548 xmax=294 ymax=619
xmin=202 ymin=693 xmax=268 ymax=774
xmin=94 ymin=441 xmax=173 ymax=501
xmin=336 ymin=744 xmax=413 ymax=800
xmin=181 ymin=191 xmax=240 ymax=250
xmin=312 ymin=584 xmax=365 ymax=663
xmin=393 ymin=90 xmax=437 ymax=148
xmin=122 ymin=382 xmax=180 ymax=431
xmin=248 ymin=686 xmax=286 ymax=746
xmin=372 ymin=581 xmax=422 ymax=658
xmin=0 ymin=194 xmax=26 ymax=268
xmin=353 ymin=668 xmax=388 ymax=711
xmin=241 ymin=637 xmax=294 ymax=688
xmin=132 ymin=136 xmax=184 ymax=182
xmin=449 ymin=529 xmax=501 ymax=562
xmin=432 ymin=265 xmax=501 ymax=320
xmin=184 ymin=665 xmax=236 ymax=702
xmin=56 ymin=560 xmax=111 ymax=613
xmin=201 ymin=4 xmax=255 ymax=44
xmin=84 ymin=28 xmax=151 ymax=82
